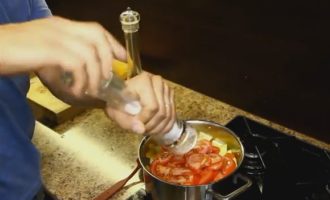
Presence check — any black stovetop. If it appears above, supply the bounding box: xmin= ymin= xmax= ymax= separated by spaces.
xmin=128 ymin=116 xmax=330 ymax=200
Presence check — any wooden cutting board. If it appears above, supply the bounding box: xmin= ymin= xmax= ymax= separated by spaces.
xmin=27 ymin=60 xmax=129 ymax=127
xmin=27 ymin=76 xmax=85 ymax=127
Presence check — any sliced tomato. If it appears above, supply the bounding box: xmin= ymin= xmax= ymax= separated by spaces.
xmin=222 ymin=156 xmax=236 ymax=176
xmin=195 ymin=139 xmax=212 ymax=154
xmin=208 ymin=160 xmax=224 ymax=170
xmin=224 ymin=153 xmax=236 ymax=161
xmin=156 ymin=151 xmax=173 ymax=164
xmin=208 ymin=153 xmax=222 ymax=164
xmin=186 ymin=153 xmax=211 ymax=171
xmin=213 ymin=171 xmax=224 ymax=181
xmin=154 ymin=164 xmax=172 ymax=177
xmin=211 ymin=146 xmax=220 ymax=154
xmin=184 ymin=174 xmax=201 ymax=185
xmin=198 ymin=170 xmax=216 ymax=184
xmin=169 ymin=155 xmax=186 ymax=166
xmin=167 ymin=175 xmax=197 ymax=185
xmin=150 ymin=160 xmax=159 ymax=175
xmin=184 ymin=147 xmax=200 ymax=159
xmin=166 ymin=175 xmax=186 ymax=185
xmin=171 ymin=167 xmax=193 ymax=176
xmin=192 ymin=174 xmax=201 ymax=185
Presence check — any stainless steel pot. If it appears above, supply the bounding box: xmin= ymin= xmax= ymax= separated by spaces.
xmin=138 ymin=120 xmax=252 ymax=200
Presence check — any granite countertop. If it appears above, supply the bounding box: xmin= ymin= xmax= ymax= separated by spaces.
xmin=32 ymin=81 xmax=330 ymax=200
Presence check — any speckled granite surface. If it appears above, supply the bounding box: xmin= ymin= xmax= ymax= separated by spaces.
xmin=32 ymin=81 xmax=329 ymax=200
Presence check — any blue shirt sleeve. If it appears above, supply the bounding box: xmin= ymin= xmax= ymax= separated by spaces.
xmin=30 ymin=0 xmax=52 ymax=19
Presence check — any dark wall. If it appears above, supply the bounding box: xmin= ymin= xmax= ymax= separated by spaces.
xmin=46 ymin=0 xmax=330 ymax=143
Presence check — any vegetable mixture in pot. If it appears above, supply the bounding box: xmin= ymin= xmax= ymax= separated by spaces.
xmin=146 ymin=132 xmax=239 ymax=186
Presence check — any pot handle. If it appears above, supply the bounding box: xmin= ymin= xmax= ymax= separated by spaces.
xmin=93 ymin=159 xmax=141 ymax=200
xmin=207 ymin=174 xmax=252 ymax=200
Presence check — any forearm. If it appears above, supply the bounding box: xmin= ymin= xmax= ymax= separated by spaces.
xmin=0 ymin=24 xmax=38 ymax=75
xmin=36 ymin=68 xmax=105 ymax=108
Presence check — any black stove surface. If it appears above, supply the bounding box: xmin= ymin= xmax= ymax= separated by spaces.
xmin=127 ymin=116 xmax=330 ymax=200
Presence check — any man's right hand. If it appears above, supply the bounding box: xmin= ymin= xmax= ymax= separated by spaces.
xmin=0 ymin=16 xmax=177 ymax=136
xmin=0 ymin=16 xmax=126 ymax=98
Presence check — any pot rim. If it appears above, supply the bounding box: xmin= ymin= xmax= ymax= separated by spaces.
xmin=138 ymin=119 xmax=245 ymax=187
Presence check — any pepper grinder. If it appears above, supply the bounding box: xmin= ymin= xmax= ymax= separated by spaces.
xmin=120 ymin=8 xmax=198 ymax=154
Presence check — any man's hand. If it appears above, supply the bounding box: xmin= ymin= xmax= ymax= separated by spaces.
xmin=0 ymin=16 xmax=126 ymax=98
xmin=0 ymin=16 xmax=175 ymax=136
xmin=105 ymin=72 xmax=176 ymax=135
